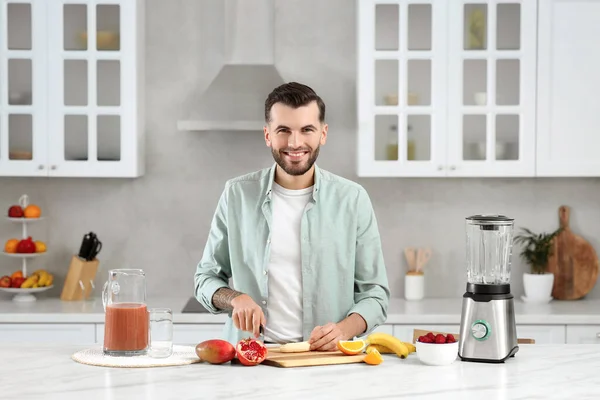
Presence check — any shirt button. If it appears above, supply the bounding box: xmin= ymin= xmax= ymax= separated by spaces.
xmin=263 ymin=270 xmax=268 ymax=275
xmin=262 ymin=300 xmax=267 ymax=305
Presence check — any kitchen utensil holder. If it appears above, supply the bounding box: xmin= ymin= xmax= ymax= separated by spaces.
xmin=60 ymin=255 xmax=99 ymax=301
xmin=405 ymin=272 xmax=424 ymax=301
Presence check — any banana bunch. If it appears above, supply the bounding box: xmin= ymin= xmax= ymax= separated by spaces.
xmin=21 ymin=269 xmax=54 ymax=288
xmin=365 ymin=333 xmax=416 ymax=359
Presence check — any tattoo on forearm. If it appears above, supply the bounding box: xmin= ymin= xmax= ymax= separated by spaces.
xmin=212 ymin=288 xmax=243 ymax=311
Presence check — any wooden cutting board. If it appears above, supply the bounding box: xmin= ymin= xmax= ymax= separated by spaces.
xmin=260 ymin=347 xmax=366 ymax=368
xmin=547 ymin=206 xmax=599 ymax=300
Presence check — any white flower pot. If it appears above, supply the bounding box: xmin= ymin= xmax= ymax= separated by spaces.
xmin=523 ymin=272 xmax=554 ymax=301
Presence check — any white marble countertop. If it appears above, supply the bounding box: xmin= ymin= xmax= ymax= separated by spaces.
xmin=1 ymin=343 xmax=599 ymax=399
xmin=0 ymin=295 xmax=599 ymax=324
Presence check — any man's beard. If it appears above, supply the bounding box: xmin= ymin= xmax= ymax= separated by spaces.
xmin=271 ymin=145 xmax=320 ymax=176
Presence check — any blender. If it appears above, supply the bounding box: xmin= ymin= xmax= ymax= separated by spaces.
xmin=458 ymin=215 xmax=519 ymax=363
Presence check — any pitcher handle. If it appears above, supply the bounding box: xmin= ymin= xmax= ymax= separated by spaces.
xmin=102 ymin=281 xmax=109 ymax=311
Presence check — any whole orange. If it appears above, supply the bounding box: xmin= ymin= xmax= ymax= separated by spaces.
xmin=34 ymin=241 xmax=47 ymax=253
xmin=24 ymin=204 xmax=41 ymax=218
xmin=4 ymin=239 xmax=19 ymax=253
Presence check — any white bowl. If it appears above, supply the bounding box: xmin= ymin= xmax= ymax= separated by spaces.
xmin=415 ymin=340 xmax=459 ymax=366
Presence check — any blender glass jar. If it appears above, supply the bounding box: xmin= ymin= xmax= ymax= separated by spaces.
xmin=466 ymin=215 xmax=515 ymax=285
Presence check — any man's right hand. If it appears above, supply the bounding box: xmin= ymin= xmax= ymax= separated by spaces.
xmin=231 ymin=294 xmax=266 ymax=338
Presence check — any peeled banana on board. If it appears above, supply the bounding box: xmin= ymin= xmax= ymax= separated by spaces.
xmin=278 ymin=341 xmax=311 ymax=353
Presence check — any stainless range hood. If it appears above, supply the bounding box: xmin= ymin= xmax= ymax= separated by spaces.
xmin=178 ymin=0 xmax=285 ymax=132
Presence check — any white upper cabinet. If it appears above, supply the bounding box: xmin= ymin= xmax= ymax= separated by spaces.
xmin=536 ymin=0 xmax=600 ymax=177
xmin=447 ymin=1 xmax=537 ymax=177
xmin=357 ymin=0 xmax=542 ymax=178
xmin=358 ymin=0 xmax=448 ymax=177
xmin=358 ymin=0 xmax=537 ymax=178
xmin=0 ymin=0 xmax=47 ymax=177
xmin=0 ymin=0 xmax=144 ymax=178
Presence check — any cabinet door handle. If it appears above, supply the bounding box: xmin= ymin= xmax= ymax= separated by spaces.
xmin=51 ymin=165 xmax=56 ymax=170
xmin=450 ymin=165 xmax=456 ymax=170
xmin=438 ymin=165 xmax=443 ymax=170
xmin=38 ymin=165 xmax=44 ymax=170
xmin=596 ymin=333 xmax=600 ymax=339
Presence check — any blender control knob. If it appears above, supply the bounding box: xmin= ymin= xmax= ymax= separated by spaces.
xmin=471 ymin=320 xmax=491 ymax=340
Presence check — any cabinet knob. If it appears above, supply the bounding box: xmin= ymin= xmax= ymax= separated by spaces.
xmin=51 ymin=165 xmax=56 ymax=170
xmin=38 ymin=165 xmax=44 ymax=170
xmin=450 ymin=165 xmax=456 ymax=170
xmin=596 ymin=332 xmax=600 ymax=339
xmin=438 ymin=165 xmax=443 ymax=170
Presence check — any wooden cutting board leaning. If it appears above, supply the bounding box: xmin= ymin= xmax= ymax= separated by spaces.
xmin=546 ymin=206 xmax=599 ymax=300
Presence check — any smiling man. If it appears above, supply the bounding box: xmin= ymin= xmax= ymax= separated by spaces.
xmin=194 ymin=82 xmax=390 ymax=350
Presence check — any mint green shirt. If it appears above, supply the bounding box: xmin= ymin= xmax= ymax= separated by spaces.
xmin=194 ymin=163 xmax=390 ymax=345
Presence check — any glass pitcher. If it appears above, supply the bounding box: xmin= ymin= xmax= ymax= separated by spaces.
xmin=465 ymin=215 xmax=515 ymax=285
xmin=102 ymin=269 xmax=148 ymax=356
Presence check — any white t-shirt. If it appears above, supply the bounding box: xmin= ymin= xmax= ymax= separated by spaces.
xmin=263 ymin=182 xmax=313 ymax=343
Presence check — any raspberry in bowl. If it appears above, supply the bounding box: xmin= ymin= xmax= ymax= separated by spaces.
xmin=415 ymin=332 xmax=459 ymax=366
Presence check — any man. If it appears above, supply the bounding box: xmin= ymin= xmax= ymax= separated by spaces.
xmin=194 ymin=82 xmax=390 ymax=351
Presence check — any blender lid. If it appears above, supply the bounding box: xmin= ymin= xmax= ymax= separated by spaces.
xmin=466 ymin=214 xmax=514 ymax=226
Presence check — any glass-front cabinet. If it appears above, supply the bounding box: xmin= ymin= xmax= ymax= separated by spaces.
xmin=0 ymin=0 xmax=144 ymax=178
xmin=0 ymin=0 xmax=46 ymax=176
xmin=447 ymin=0 xmax=536 ymax=177
xmin=358 ymin=0 xmax=536 ymax=177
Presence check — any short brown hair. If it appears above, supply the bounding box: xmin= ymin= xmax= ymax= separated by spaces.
xmin=264 ymin=82 xmax=326 ymax=123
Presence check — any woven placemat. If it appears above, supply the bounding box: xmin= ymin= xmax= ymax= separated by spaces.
xmin=72 ymin=345 xmax=201 ymax=368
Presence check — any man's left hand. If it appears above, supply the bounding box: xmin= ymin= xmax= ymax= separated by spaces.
xmin=308 ymin=323 xmax=346 ymax=351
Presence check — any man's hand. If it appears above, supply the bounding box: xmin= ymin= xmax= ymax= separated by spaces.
xmin=231 ymin=294 xmax=266 ymax=338
xmin=308 ymin=323 xmax=346 ymax=351
xmin=308 ymin=314 xmax=368 ymax=351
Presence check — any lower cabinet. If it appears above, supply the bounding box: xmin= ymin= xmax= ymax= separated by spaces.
xmin=97 ymin=323 xmax=226 ymax=346
xmin=0 ymin=322 xmax=595 ymax=345
xmin=516 ymin=324 xmax=566 ymax=344
xmin=393 ymin=324 xmax=461 ymax=343
xmin=172 ymin=324 xmax=227 ymax=344
xmin=392 ymin=324 xmax=566 ymax=344
xmin=566 ymin=325 xmax=600 ymax=344
xmin=0 ymin=323 xmax=96 ymax=344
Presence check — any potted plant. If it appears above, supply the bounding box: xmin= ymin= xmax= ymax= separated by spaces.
xmin=514 ymin=227 xmax=561 ymax=302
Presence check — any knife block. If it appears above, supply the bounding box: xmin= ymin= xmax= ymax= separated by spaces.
xmin=60 ymin=255 xmax=100 ymax=301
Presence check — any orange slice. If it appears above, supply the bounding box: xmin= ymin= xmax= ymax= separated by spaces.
xmin=337 ymin=339 xmax=367 ymax=355
xmin=364 ymin=347 xmax=383 ymax=365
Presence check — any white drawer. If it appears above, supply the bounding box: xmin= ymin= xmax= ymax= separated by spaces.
xmin=566 ymin=325 xmax=600 ymax=344
xmin=172 ymin=324 xmax=226 ymax=345
xmin=516 ymin=325 xmax=566 ymax=344
xmin=0 ymin=323 xmax=96 ymax=345
xmin=392 ymin=324 xmax=566 ymax=344
xmin=97 ymin=323 xmax=226 ymax=346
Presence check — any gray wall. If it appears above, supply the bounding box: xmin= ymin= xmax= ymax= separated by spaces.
xmin=1 ymin=0 xmax=599 ymax=303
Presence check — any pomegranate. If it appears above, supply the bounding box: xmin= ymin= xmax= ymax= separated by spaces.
xmin=16 ymin=237 xmax=36 ymax=253
xmin=7 ymin=205 xmax=23 ymax=218
xmin=195 ymin=339 xmax=236 ymax=364
xmin=236 ymin=338 xmax=267 ymax=366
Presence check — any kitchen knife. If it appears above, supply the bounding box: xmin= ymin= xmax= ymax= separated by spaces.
xmin=78 ymin=232 xmax=95 ymax=259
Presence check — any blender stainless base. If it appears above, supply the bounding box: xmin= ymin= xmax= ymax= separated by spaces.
xmin=458 ymin=286 xmax=519 ymax=363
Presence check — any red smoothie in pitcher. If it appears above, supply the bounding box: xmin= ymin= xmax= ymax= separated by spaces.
xmin=104 ymin=303 xmax=148 ymax=352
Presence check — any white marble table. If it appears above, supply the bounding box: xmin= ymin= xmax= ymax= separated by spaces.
xmin=2 ymin=344 xmax=599 ymax=399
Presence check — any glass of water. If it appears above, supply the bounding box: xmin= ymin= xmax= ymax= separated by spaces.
xmin=148 ymin=308 xmax=173 ymax=358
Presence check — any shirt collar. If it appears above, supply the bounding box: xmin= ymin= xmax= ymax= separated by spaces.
xmin=264 ymin=163 xmax=321 ymax=202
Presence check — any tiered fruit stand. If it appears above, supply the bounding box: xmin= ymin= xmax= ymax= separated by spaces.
xmin=1 ymin=195 xmax=53 ymax=302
